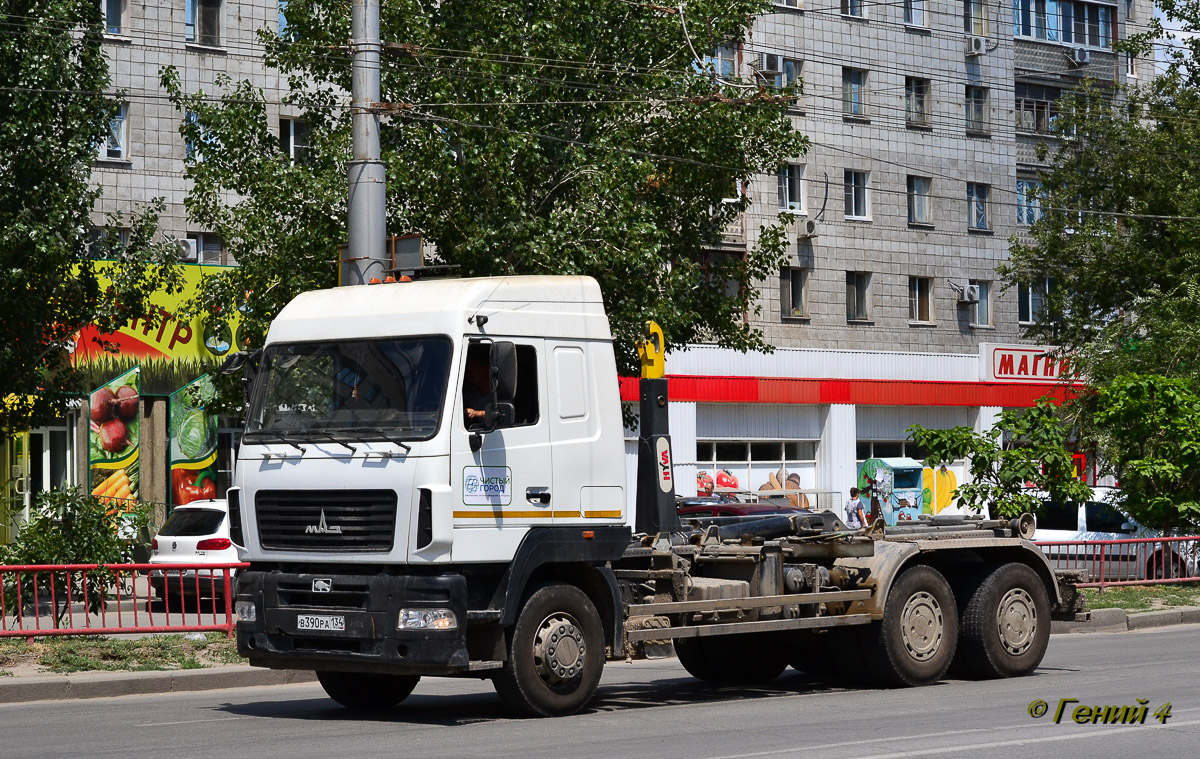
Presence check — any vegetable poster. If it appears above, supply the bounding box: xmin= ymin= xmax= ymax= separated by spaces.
xmin=89 ymin=367 xmax=140 ymax=509
xmin=169 ymin=374 xmax=218 ymax=507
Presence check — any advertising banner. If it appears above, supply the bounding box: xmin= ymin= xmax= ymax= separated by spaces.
xmin=89 ymin=367 xmax=140 ymax=510
xmin=71 ymin=262 xmax=243 ymax=395
xmin=168 ymin=375 xmax=219 ymax=507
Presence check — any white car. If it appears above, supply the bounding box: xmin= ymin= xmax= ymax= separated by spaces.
xmin=149 ymin=499 xmax=241 ymax=599
xmin=1033 ymin=487 xmax=1198 ymax=581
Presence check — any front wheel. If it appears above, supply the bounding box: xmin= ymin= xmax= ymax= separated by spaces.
xmin=316 ymin=671 xmax=420 ymax=710
xmin=492 ymin=583 xmax=605 ymax=717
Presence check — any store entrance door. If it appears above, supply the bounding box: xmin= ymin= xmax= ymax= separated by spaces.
xmin=2 ymin=431 xmax=31 ymax=545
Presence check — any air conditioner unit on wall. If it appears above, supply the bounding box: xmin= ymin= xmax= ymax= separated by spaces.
xmin=1069 ymin=47 xmax=1091 ymax=67
xmin=798 ymin=218 xmax=819 ymax=239
xmin=177 ymin=238 xmax=198 ymax=262
xmin=958 ymin=283 xmax=981 ymax=304
xmin=966 ymin=36 xmax=986 ymax=57
xmin=754 ymin=52 xmax=782 ymax=74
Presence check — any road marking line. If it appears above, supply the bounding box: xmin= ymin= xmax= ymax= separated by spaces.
xmin=135 ymin=716 xmax=248 ymax=727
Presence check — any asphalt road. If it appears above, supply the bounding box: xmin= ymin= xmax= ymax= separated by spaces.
xmin=5 ymin=626 xmax=1198 ymax=759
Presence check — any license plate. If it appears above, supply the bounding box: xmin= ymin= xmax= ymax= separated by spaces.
xmin=296 ymin=614 xmax=345 ymax=632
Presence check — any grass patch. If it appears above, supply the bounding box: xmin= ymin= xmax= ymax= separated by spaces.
xmin=1083 ymin=583 xmax=1200 ymax=613
xmin=0 ymin=633 xmax=240 ymax=675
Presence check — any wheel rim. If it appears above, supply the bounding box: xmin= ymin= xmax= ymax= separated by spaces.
xmin=899 ymin=590 xmax=943 ymax=662
xmin=996 ymin=587 xmax=1037 ymax=655
xmin=532 ymin=612 xmax=586 ymax=690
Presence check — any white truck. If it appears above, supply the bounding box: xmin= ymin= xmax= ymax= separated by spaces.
xmin=226 ymin=275 xmax=1064 ymax=716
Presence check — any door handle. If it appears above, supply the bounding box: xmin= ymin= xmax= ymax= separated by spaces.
xmin=526 ymin=488 xmax=551 ymax=505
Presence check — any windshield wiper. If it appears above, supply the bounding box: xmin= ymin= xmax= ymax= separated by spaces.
xmin=244 ymin=430 xmax=307 ymax=453
xmin=335 ymin=426 xmax=412 ymax=453
xmin=303 ymin=430 xmax=357 ymax=453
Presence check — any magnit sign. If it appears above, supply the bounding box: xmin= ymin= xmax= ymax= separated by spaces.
xmin=979 ymin=343 xmax=1071 ymax=384
xmin=462 ymin=466 xmax=513 ymax=506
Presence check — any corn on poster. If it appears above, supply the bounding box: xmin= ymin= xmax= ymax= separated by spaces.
xmin=89 ymin=367 xmax=140 ymax=509
xmin=169 ymin=375 xmax=219 ymax=507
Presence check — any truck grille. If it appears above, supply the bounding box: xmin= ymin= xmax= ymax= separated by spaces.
xmin=255 ymin=490 xmax=397 ymax=552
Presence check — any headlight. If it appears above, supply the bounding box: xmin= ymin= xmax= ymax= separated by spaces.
xmin=398 ymin=608 xmax=457 ymax=631
xmin=235 ymin=600 xmax=257 ymax=622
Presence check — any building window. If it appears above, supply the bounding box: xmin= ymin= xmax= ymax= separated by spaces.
xmin=1015 ymin=84 xmax=1060 ymax=134
xmin=278 ymin=0 xmax=292 ymax=39
xmin=186 ymin=232 xmax=225 ymax=265
xmin=907 ymin=176 xmax=932 ymax=225
xmin=184 ymin=111 xmax=214 ymax=161
xmin=87 ymin=226 xmax=130 ymax=258
xmin=186 ymin=0 xmax=222 ymax=46
xmin=856 ymin=440 xmax=927 ymax=461
xmin=842 ymin=68 xmax=868 ymax=117
xmin=970 ymin=280 xmax=992 ymax=326
xmin=280 ymin=118 xmax=310 ymax=164
xmin=777 ymin=58 xmax=802 ymax=93
xmin=905 ymin=77 xmax=931 ymax=126
xmin=1013 ymin=0 xmax=1113 ymax=48
xmin=964 ymin=0 xmax=988 ymax=34
xmin=844 ymin=170 xmax=869 ymax=219
xmin=1017 ymin=179 xmax=1044 ymax=224
xmin=967 ymin=182 xmax=990 ymax=230
xmin=908 ymin=277 xmax=933 ymax=322
xmin=101 ymin=103 xmax=128 ymax=160
xmin=905 ymin=0 xmax=928 ymax=25
xmin=776 ymin=0 xmax=803 ymax=7
xmin=1018 ymin=278 xmax=1053 ymax=324
xmin=842 ymin=0 xmax=866 ymax=17
xmin=105 ymin=0 xmax=126 ymax=34
xmin=846 ymin=271 xmax=871 ymax=321
xmin=695 ymin=440 xmax=818 ymax=499
xmin=1126 ymin=51 xmax=1137 ymax=78
xmin=704 ymin=45 xmax=736 ymax=78
xmin=781 ymin=267 xmax=808 ymax=318
xmin=778 ymin=164 xmax=805 ymax=214
xmin=966 ymin=85 xmax=988 ymax=133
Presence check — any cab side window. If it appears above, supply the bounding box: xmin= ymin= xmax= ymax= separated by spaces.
xmin=462 ymin=344 xmax=540 ymax=430
xmin=509 ymin=345 xmax=539 ymax=426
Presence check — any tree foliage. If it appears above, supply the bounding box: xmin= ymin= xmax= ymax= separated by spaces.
xmin=908 ymin=399 xmax=1092 ymax=520
xmin=0 ymin=1 xmax=179 ymax=431
xmin=164 ymin=0 xmax=808 ymax=371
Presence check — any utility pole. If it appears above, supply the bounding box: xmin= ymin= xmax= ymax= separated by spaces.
xmin=343 ymin=0 xmax=388 ymax=286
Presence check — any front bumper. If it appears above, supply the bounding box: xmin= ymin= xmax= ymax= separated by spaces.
xmin=236 ymin=570 xmax=471 ymax=675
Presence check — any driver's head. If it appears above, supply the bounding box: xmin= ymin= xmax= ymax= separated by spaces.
xmin=465 ymin=345 xmax=491 ymax=390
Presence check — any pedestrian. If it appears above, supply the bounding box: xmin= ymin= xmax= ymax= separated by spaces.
xmin=844 ymin=487 xmax=868 ymax=529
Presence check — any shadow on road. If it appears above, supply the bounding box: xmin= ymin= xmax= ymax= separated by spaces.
xmin=212 ymin=669 xmax=847 ymax=726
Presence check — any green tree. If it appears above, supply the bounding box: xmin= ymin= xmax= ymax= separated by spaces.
xmin=0 ymin=1 xmax=180 ymax=431
xmin=163 ymin=0 xmax=808 ymax=371
xmin=908 ymin=399 xmax=1092 ymax=520
xmin=1090 ymin=375 xmax=1200 ymax=534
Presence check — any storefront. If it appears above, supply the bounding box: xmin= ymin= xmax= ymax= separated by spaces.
xmin=0 ymin=263 xmax=242 ymax=544
xmin=622 ymin=342 xmax=1071 ymax=516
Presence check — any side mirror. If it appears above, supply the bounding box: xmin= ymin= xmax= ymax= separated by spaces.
xmin=491 ymin=342 xmax=517 ymax=403
xmin=218 ymin=351 xmax=250 ymax=375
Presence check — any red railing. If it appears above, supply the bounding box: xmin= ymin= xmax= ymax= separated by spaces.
xmin=0 ymin=562 xmax=249 ymax=639
xmin=1035 ymin=536 xmax=1200 ymax=588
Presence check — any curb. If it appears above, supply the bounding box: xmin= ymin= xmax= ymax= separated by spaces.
xmin=0 ymin=664 xmax=316 ymax=705
xmin=1051 ymin=605 xmax=1200 ymax=635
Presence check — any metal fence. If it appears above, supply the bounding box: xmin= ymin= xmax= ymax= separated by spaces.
xmin=0 ymin=562 xmax=248 ymax=639
xmin=1035 ymin=536 xmax=1200 ymax=589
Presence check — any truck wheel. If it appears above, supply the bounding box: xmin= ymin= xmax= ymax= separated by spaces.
xmin=674 ymin=633 xmax=788 ymax=684
xmin=492 ymin=583 xmax=605 ymax=717
xmin=957 ymin=562 xmax=1050 ymax=679
xmin=863 ymin=565 xmax=958 ymax=687
xmin=316 ymin=671 xmax=420 ymax=710
xmin=787 ymin=630 xmax=838 ymax=680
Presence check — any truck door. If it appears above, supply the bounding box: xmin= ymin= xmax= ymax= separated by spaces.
xmin=450 ymin=338 xmax=552 ymax=562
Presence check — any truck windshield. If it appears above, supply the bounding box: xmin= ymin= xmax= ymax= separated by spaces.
xmin=245 ymin=337 xmax=453 ymax=441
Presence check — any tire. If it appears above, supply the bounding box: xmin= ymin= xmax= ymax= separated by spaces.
xmin=1146 ymin=551 xmax=1185 ymax=581
xmin=674 ymin=633 xmax=788 ymax=684
xmin=316 ymin=671 xmax=420 ymax=710
xmin=957 ymin=562 xmax=1050 ymax=679
xmin=786 ymin=630 xmax=839 ymax=679
xmin=862 ymin=565 xmax=958 ymax=687
xmin=492 ymin=583 xmax=605 ymax=717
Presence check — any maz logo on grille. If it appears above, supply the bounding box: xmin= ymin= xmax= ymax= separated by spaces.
xmin=305 ymin=509 xmax=343 ymax=534
xmin=312 ymin=578 xmax=332 ymax=593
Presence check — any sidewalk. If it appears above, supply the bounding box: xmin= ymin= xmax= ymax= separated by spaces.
xmin=1051 ymin=605 xmax=1200 ymax=634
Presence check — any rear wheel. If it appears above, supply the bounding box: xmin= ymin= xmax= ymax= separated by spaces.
xmin=1146 ymin=551 xmax=1185 ymax=581
xmin=674 ymin=633 xmax=788 ymax=684
xmin=862 ymin=565 xmax=957 ymax=687
xmin=492 ymin=583 xmax=605 ymax=717
xmin=957 ymin=562 xmax=1050 ymax=679
xmin=316 ymin=671 xmax=420 ymax=710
